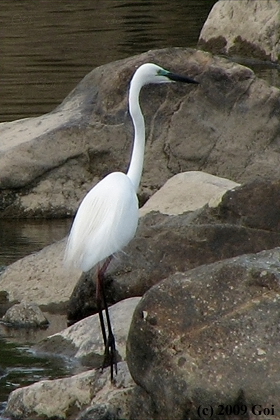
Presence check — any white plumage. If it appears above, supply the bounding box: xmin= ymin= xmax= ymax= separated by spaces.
xmin=64 ymin=172 xmax=138 ymax=272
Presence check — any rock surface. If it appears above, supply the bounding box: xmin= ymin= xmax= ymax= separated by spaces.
xmin=198 ymin=0 xmax=280 ymax=62
xmin=35 ymin=297 xmax=141 ymax=368
xmin=0 ymin=48 xmax=280 ymax=217
xmin=127 ymin=247 xmax=280 ymax=420
xmin=0 ymin=171 xmax=237 ymax=309
xmin=2 ymin=302 xmax=49 ymax=327
xmin=1 ymin=177 xmax=280 ymax=323
xmin=5 ymin=361 xmax=134 ymax=420
xmin=0 ymin=239 xmax=79 ymax=307
xmin=140 ymin=171 xmax=239 ymax=216
xmin=68 ymin=178 xmax=280 ymax=322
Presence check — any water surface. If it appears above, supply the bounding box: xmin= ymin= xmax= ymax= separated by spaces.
xmin=0 ymin=0 xmax=217 ymax=122
xmin=0 ymin=219 xmax=71 ymax=266
xmin=0 ymin=338 xmax=82 ymax=415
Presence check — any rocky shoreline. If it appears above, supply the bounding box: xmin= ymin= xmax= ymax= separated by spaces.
xmin=1 ymin=0 xmax=280 ymax=419
xmin=3 ymin=174 xmax=280 ymax=420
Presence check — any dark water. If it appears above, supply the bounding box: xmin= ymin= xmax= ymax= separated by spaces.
xmin=0 ymin=219 xmax=72 ymax=266
xmin=1 ymin=0 xmax=279 ymax=125
xmin=0 ymin=339 xmax=82 ymax=415
xmin=0 ymin=0 xmax=217 ymax=123
xmin=0 ymin=312 xmax=77 ymax=414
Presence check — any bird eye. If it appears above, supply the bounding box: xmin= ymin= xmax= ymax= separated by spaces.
xmin=157 ymin=69 xmax=168 ymax=77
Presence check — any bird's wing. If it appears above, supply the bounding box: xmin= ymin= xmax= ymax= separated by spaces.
xmin=64 ymin=172 xmax=139 ymax=272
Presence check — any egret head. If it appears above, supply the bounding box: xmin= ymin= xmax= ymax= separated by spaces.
xmin=133 ymin=63 xmax=199 ymax=86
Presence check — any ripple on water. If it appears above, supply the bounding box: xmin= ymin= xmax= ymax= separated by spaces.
xmin=0 ymin=338 xmax=85 ymax=419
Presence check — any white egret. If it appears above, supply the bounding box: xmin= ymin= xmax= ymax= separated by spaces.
xmin=64 ymin=62 xmax=198 ymax=379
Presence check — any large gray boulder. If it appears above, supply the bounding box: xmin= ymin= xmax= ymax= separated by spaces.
xmin=198 ymin=0 xmax=280 ymax=62
xmin=127 ymin=247 xmax=280 ymax=420
xmin=0 ymin=48 xmax=280 ymax=217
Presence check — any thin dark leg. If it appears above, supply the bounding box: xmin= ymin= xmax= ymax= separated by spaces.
xmin=97 ymin=256 xmax=117 ymax=381
xmin=96 ymin=272 xmax=107 ymax=348
xmin=99 ymin=269 xmax=117 ymax=380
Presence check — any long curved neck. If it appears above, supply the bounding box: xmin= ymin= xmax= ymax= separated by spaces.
xmin=126 ymin=76 xmax=145 ymax=192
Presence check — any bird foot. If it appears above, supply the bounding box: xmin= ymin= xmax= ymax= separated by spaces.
xmin=102 ymin=332 xmax=118 ymax=381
